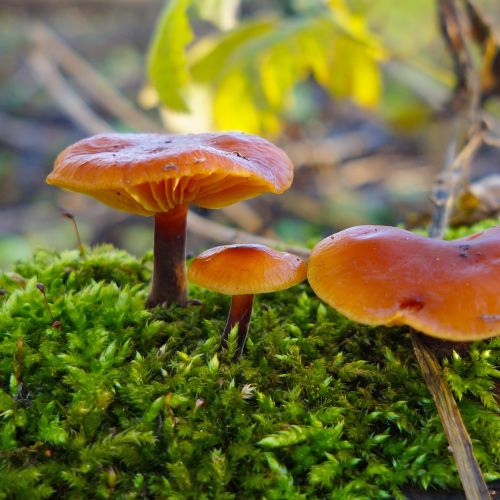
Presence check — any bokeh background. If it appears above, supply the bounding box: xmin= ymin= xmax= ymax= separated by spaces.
xmin=1 ymin=0 xmax=499 ymax=268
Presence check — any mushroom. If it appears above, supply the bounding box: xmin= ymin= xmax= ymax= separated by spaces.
xmin=46 ymin=132 xmax=293 ymax=307
xmin=187 ymin=244 xmax=307 ymax=358
xmin=307 ymin=225 xmax=500 ymax=341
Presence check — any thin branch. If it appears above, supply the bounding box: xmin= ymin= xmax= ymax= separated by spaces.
xmin=411 ymin=3 xmax=492 ymax=499
xmin=484 ymin=135 xmax=500 ymax=147
xmin=0 ymin=111 xmax=69 ymax=152
xmin=278 ymin=191 xmax=328 ymax=225
xmin=428 ymin=121 xmax=486 ymax=238
xmin=187 ymin=211 xmax=310 ymax=259
xmin=28 ymin=48 xmax=112 ymax=135
xmin=219 ymin=203 xmax=264 ymax=234
xmin=437 ymin=0 xmax=471 ymax=114
xmin=411 ymin=334 xmax=491 ymax=500
xmin=31 ymin=22 xmax=163 ymax=133
xmin=282 ymin=129 xmax=385 ymax=169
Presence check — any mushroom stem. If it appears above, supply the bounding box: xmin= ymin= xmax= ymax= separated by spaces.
xmin=146 ymin=204 xmax=188 ymax=308
xmin=221 ymin=294 xmax=254 ymax=359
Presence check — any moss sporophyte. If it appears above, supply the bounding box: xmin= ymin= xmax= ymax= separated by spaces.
xmin=0 ymin=219 xmax=499 ymax=498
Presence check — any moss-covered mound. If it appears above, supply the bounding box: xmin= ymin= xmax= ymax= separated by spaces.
xmin=0 ymin=221 xmax=499 ymax=499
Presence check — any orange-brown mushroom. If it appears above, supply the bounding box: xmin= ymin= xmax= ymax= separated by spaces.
xmin=188 ymin=244 xmax=307 ymax=358
xmin=307 ymin=225 xmax=500 ymax=342
xmin=47 ymin=132 xmax=293 ymax=307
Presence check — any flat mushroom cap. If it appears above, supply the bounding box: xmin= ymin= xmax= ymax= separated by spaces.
xmin=46 ymin=132 xmax=293 ymax=216
xmin=188 ymin=244 xmax=307 ymax=295
xmin=307 ymin=225 xmax=500 ymax=342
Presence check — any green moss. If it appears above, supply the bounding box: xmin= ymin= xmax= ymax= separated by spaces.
xmin=0 ymin=222 xmax=499 ymax=499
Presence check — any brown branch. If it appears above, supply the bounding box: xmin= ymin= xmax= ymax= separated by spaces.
xmin=187 ymin=211 xmax=310 ymax=259
xmin=438 ymin=0 xmax=470 ymax=114
xmin=428 ymin=121 xmax=486 ymax=239
xmin=28 ymin=48 xmax=113 ymax=135
xmin=278 ymin=191 xmax=328 ymax=225
xmin=484 ymin=135 xmax=500 ymax=148
xmin=219 ymin=203 xmax=264 ymax=234
xmin=465 ymin=0 xmax=493 ymax=47
xmin=282 ymin=129 xmax=384 ymax=169
xmin=0 ymin=111 xmax=69 ymax=151
xmin=410 ymin=3 xmax=492 ymax=499
xmin=30 ymin=22 xmax=163 ymax=133
xmin=465 ymin=0 xmax=500 ymax=102
xmin=411 ymin=334 xmax=492 ymax=500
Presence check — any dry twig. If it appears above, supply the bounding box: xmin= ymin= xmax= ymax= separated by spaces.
xmin=0 ymin=111 xmax=68 ymax=151
xmin=218 ymin=203 xmax=264 ymax=234
xmin=283 ymin=130 xmax=385 ymax=169
xmin=28 ymin=48 xmax=113 ymax=134
xmin=31 ymin=22 xmax=163 ymax=133
xmin=411 ymin=334 xmax=492 ymax=500
xmin=428 ymin=121 xmax=486 ymax=239
xmin=484 ymin=135 xmax=500 ymax=147
xmin=187 ymin=211 xmax=310 ymax=259
xmin=410 ymin=2 xmax=493 ymax=499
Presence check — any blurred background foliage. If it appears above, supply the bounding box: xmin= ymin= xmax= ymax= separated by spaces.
xmin=0 ymin=0 xmax=499 ymax=268
xmin=147 ymin=0 xmax=385 ymax=135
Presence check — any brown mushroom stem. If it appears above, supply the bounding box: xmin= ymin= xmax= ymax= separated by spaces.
xmin=411 ymin=332 xmax=491 ymax=500
xmin=146 ymin=204 xmax=188 ymax=308
xmin=221 ymin=294 xmax=254 ymax=359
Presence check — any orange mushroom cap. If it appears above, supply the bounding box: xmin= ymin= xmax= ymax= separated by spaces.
xmin=188 ymin=244 xmax=307 ymax=295
xmin=308 ymin=225 xmax=500 ymax=342
xmin=46 ymin=132 xmax=293 ymax=216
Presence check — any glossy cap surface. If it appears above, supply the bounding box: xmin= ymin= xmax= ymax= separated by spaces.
xmin=308 ymin=225 xmax=500 ymax=341
xmin=47 ymin=132 xmax=293 ymax=216
xmin=188 ymin=244 xmax=307 ymax=295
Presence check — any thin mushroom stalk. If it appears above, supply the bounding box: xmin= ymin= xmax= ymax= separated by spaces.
xmin=221 ymin=294 xmax=254 ymax=358
xmin=188 ymin=244 xmax=307 ymax=361
xmin=147 ymin=205 xmax=188 ymax=308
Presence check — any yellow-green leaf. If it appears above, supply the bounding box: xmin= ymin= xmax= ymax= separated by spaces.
xmin=190 ymin=19 xmax=275 ymax=83
xmin=193 ymin=0 xmax=240 ymax=31
xmin=213 ymin=70 xmax=279 ymax=135
xmin=147 ymin=0 xmax=193 ymax=112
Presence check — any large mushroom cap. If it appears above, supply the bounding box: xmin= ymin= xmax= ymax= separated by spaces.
xmin=308 ymin=225 xmax=500 ymax=342
xmin=46 ymin=132 xmax=293 ymax=216
xmin=188 ymin=244 xmax=307 ymax=295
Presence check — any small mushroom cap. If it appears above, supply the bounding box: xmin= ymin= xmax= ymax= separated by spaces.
xmin=47 ymin=132 xmax=293 ymax=216
xmin=308 ymin=225 xmax=500 ymax=342
xmin=188 ymin=244 xmax=307 ymax=295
